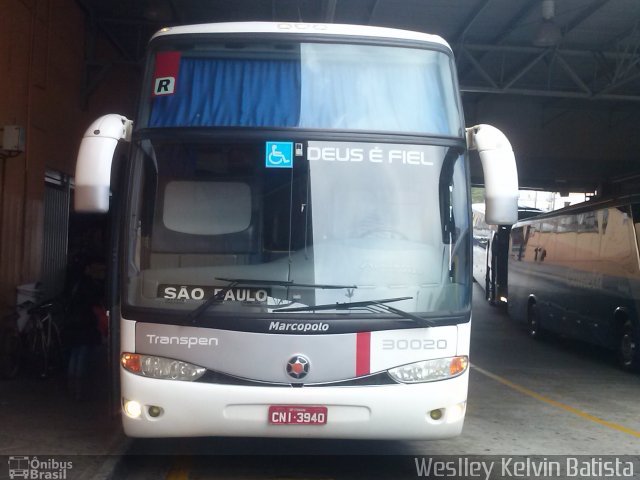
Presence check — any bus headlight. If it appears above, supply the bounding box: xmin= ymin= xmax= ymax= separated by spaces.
xmin=121 ymin=353 xmax=206 ymax=381
xmin=387 ymin=356 xmax=468 ymax=383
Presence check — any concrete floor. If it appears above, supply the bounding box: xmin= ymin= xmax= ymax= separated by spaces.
xmin=2 ymin=282 xmax=639 ymax=479
xmin=0 ymin=373 xmax=124 ymax=479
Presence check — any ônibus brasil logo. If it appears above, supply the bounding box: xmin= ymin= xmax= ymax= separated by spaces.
xmin=8 ymin=456 xmax=73 ymax=479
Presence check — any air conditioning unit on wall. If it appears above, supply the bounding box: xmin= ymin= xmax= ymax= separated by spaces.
xmin=2 ymin=125 xmax=25 ymax=154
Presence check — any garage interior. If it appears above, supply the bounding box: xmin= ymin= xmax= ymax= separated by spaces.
xmin=0 ymin=0 xmax=640 ymax=472
xmin=2 ymin=0 xmax=640 ymax=311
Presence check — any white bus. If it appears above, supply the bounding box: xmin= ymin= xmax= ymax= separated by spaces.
xmin=473 ymin=203 xmax=541 ymax=305
xmin=472 ymin=203 xmax=491 ymax=290
xmin=75 ymin=22 xmax=518 ymax=439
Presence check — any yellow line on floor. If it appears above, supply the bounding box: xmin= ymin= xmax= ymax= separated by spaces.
xmin=166 ymin=455 xmax=191 ymax=480
xmin=471 ymin=364 xmax=640 ymax=439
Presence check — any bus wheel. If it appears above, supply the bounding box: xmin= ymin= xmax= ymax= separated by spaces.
xmin=618 ymin=320 xmax=639 ymax=372
xmin=485 ymin=275 xmax=495 ymax=306
xmin=527 ymin=302 xmax=544 ymax=340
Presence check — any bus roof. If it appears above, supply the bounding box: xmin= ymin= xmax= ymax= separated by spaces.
xmin=512 ymin=192 xmax=640 ymax=226
xmin=150 ymin=21 xmax=451 ymax=51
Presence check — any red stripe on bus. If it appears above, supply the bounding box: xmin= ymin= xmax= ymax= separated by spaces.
xmin=154 ymin=51 xmax=181 ymax=79
xmin=356 ymin=332 xmax=371 ymax=376
xmin=152 ymin=51 xmax=181 ymax=97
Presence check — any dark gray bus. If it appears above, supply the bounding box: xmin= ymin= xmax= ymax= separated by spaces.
xmin=508 ymin=195 xmax=640 ymax=371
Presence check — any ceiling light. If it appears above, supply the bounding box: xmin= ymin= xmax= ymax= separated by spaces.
xmin=533 ymin=0 xmax=562 ymax=47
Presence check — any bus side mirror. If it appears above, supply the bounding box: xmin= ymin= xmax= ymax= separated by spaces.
xmin=466 ymin=124 xmax=518 ymax=225
xmin=75 ymin=114 xmax=133 ymax=213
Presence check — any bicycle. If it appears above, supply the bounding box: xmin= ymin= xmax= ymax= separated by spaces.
xmin=23 ymin=301 xmax=63 ymax=378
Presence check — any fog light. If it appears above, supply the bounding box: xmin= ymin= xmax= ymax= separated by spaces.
xmin=123 ymin=400 xmax=142 ymax=418
xmin=148 ymin=405 xmax=163 ymax=418
xmin=429 ymin=409 xmax=444 ymax=420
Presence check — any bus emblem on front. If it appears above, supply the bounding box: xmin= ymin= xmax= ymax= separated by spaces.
xmin=286 ymin=354 xmax=310 ymax=380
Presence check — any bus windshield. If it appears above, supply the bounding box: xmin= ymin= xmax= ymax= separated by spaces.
xmin=142 ymin=40 xmax=461 ymax=136
xmin=125 ymin=138 xmax=470 ymax=317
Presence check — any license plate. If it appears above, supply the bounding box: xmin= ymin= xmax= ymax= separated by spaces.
xmin=268 ymin=405 xmax=328 ymax=425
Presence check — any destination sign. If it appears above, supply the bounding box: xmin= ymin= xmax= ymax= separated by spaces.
xmin=158 ymin=284 xmax=269 ymax=303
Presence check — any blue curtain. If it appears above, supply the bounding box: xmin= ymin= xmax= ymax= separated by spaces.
xmin=150 ymin=58 xmax=301 ymax=128
xmin=148 ymin=48 xmax=458 ymax=135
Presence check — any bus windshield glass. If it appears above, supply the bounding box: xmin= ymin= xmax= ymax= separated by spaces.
xmin=142 ymin=40 xmax=461 ymax=136
xmin=125 ymin=138 xmax=470 ymax=318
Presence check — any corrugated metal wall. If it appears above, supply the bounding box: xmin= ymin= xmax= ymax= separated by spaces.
xmin=41 ymin=173 xmax=70 ymax=299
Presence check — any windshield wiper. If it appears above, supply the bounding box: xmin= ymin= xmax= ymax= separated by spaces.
xmin=187 ymin=277 xmax=357 ymax=324
xmin=273 ymin=297 xmax=435 ymax=327
xmin=215 ymin=278 xmax=357 ymax=290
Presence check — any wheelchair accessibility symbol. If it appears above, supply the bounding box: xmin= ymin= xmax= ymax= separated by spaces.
xmin=265 ymin=142 xmax=293 ymax=169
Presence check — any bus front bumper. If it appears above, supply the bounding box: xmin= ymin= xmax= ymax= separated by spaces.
xmin=120 ymin=369 xmax=469 ymax=439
